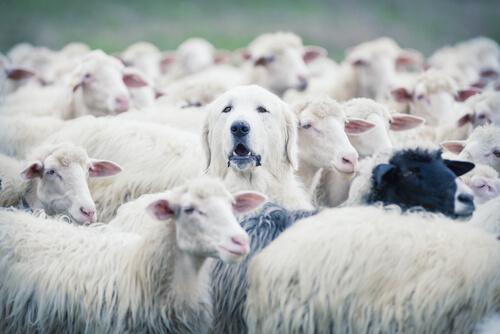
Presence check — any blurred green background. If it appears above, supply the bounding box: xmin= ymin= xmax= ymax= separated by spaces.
xmin=1 ymin=0 xmax=499 ymax=60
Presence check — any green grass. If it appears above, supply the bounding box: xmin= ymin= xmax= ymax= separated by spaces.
xmin=1 ymin=0 xmax=499 ymax=59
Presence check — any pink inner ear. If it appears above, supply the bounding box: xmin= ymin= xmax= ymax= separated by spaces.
xmin=391 ymin=88 xmax=413 ymax=102
xmin=148 ymin=199 xmax=175 ymax=220
xmin=303 ymin=47 xmax=326 ymax=64
xmin=123 ymin=74 xmax=147 ymax=88
xmin=160 ymin=54 xmax=176 ymax=74
xmin=21 ymin=162 xmax=43 ymax=180
xmin=7 ymin=68 xmax=35 ymax=80
xmin=345 ymin=119 xmax=376 ymax=135
xmin=455 ymin=89 xmax=480 ymax=102
xmin=89 ymin=160 xmax=122 ymax=177
xmin=457 ymin=114 xmax=472 ymax=127
xmin=390 ymin=115 xmax=425 ymax=131
xmin=441 ymin=141 xmax=465 ymax=154
xmin=233 ymin=192 xmax=267 ymax=214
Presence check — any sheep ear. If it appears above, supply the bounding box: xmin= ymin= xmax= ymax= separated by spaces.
xmin=345 ymin=118 xmax=376 ymax=135
xmin=21 ymin=161 xmax=44 ymax=180
xmin=303 ymin=46 xmax=327 ymax=64
xmin=396 ymin=49 xmax=423 ymax=68
xmin=440 ymin=140 xmax=466 ymax=154
xmin=123 ymin=71 xmax=148 ymax=88
xmin=444 ymin=160 xmax=475 ymax=177
xmin=390 ymin=114 xmax=425 ymax=131
xmin=457 ymin=113 xmax=473 ymax=127
xmin=233 ymin=191 xmax=268 ymax=214
xmin=89 ymin=159 xmax=122 ymax=177
xmin=455 ymin=89 xmax=479 ymax=102
xmin=372 ymin=163 xmax=397 ymax=187
xmin=284 ymin=106 xmax=299 ymax=171
xmin=7 ymin=67 xmax=35 ymax=80
xmin=391 ymin=88 xmax=413 ymax=103
xmin=146 ymin=199 xmax=176 ymax=221
xmin=159 ymin=53 xmax=176 ymax=74
xmin=201 ymin=117 xmax=211 ymax=171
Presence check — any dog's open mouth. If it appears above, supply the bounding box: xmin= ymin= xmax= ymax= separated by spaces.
xmin=228 ymin=143 xmax=261 ymax=170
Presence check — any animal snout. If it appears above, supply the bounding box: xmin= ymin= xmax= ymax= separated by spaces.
xmin=231 ymin=120 xmax=251 ymax=138
xmin=80 ymin=206 xmax=97 ymax=222
xmin=337 ymin=152 xmax=359 ymax=173
xmin=457 ymin=193 xmax=474 ymax=206
xmin=230 ymin=235 xmax=250 ymax=254
xmin=114 ymin=95 xmax=130 ymax=113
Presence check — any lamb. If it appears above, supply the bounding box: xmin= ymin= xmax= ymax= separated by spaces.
xmin=0 ymin=142 xmax=122 ymax=224
xmin=345 ymin=148 xmax=476 ymax=218
xmin=243 ymin=32 xmax=326 ymax=96
xmin=245 ymin=205 xmax=500 ymax=334
xmin=0 ymin=50 xmax=149 ymax=119
xmin=0 ymin=177 xmax=263 ymax=333
xmin=457 ymin=91 xmax=500 ymax=129
xmin=44 ymin=85 xmax=312 ymax=221
xmin=120 ymin=41 xmax=163 ymax=81
xmin=211 ymin=203 xmax=317 ymax=334
xmin=290 ymin=97 xmax=374 ymax=199
xmin=441 ymin=125 xmax=500 ymax=173
xmin=460 ymin=164 xmax=499 ymax=205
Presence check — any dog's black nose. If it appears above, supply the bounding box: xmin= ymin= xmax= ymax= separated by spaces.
xmin=231 ymin=121 xmax=250 ymax=138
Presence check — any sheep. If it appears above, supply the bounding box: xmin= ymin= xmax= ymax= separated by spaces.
xmin=44 ymin=85 xmax=312 ymax=221
xmin=290 ymin=97 xmax=374 ymax=199
xmin=211 ymin=203 xmax=317 ymax=334
xmin=469 ymin=196 xmax=500 ymax=234
xmin=345 ymin=148 xmax=476 ymax=218
xmin=441 ymin=125 xmax=500 ymax=173
xmin=0 ymin=177 xmax=264 ymax=333
xmin=0 ymin=142 xmax=122 ymax=224
xmin=0 ymin=115 xmax=64 ymax=158
xmin=120 ymin=41 xmax=162 ymax=81
xmin=0 ymin=50 xmax=149 ymax=119
xmin=245 ymin=205 xmax=500 ymax=334
xmin=243 ymin=32 xmax=326 ymax=96
xmin=460 ymin=164 xmax=499 ymax=205
xmin=314 ymin=37 xmax=423 ymax=102
xmin=341 ymin=98 xmax=425 ymax=158
xmin=457 ymin=91 xmax=500 ymax=129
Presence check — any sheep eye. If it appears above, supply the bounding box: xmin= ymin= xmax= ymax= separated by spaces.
xmin=45 ymin=169 xmax=56 ymax=176
xmin=416 ymin=94 xmax=425 ymax=100
xmin=301 ymin=123 xmax=312 ymax=129
xmin=478 ymin=114 xmax=486 ymax=119
xmin=257 ymin=106 xmax=269 ymax=113
xmin=183 ymin=207 xmax=195 ymax=214
xmin=222 ymin=105 xmax=232 ymax=113
xmin=493 ymin=150 xmax=500 ymax=158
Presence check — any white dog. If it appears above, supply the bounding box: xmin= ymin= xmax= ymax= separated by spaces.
xmin=202 ymin=85 xmax=313 ymax=210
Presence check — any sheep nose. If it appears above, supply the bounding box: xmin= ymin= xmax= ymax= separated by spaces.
xmin=458 ymin=193 xmax=474 ymax=205
xmin=339 ymin=152 xmax=358 ymax=173
xmin=480 ymin=69 xmax=498 ymax=78
xmin=80 ymin=207 xmax=96 ymax=222
xmin=297 ymin=75 xmax=308 ymax=91
xmin=114 ymin=96 xmax=130 ymax=112
xmin=231 ymin=235 xmax=250 ymax=253
xmin=231 ymin=121 xmax=251 ymax=138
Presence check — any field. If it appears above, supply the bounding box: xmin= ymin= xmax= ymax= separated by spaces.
xmin=1 ymin=0 xmax=499 ymax=59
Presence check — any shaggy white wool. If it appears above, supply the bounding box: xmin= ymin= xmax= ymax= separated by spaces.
xmin=245 ymin=206 xmax=500 ymax=334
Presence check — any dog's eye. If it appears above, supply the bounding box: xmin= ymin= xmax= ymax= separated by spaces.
xmin=222 ymin=105 xmax=232 ymax=113
xmin=183 ymin=207 xmax=195 ymax=214
xmin=257 ymin=106 xmax=269 ymax=113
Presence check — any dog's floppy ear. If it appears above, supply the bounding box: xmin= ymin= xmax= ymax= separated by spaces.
xmin=283 ymin=104 xmax=299 ymax=171
xmin=201 ymin=114 xmax=211 ymax=172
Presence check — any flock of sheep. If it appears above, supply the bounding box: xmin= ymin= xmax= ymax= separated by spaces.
xmin=0 ymin=32 xmax=499 ymax=333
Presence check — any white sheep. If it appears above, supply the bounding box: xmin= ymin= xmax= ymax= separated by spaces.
xmin=457 ymin=91 xmax=500 ymax=129
xmin=460 ymin=164 xmax=499 ymax=205
xmin=441 ymin=125 xmax=500 ymax=173
xmin=0 ymin=142 xmax=121 ymax=224
xmin=0 ymin=50 xmax=148 ymax=119
xmin=469 ymin=196 xmax=500 ymax=234
xmin=0 ymin=177 xmax=264 ymax=333
xmin=243 ymin=32 xmax=326 ymax=96
xmin=120 ymin=41 xmax=162 ymax=81
xmin=245 ymin=205 xmax=500 ymax=334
